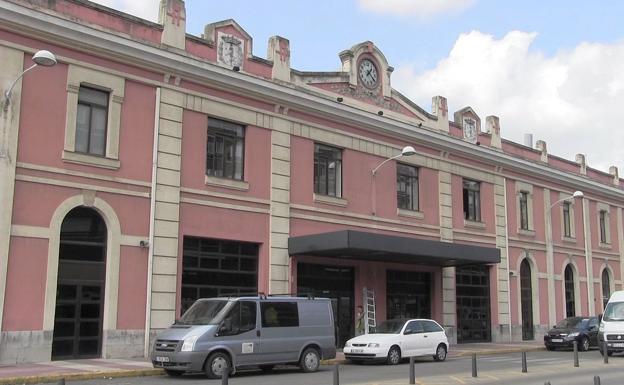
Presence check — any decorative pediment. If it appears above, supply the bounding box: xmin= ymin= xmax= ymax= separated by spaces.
xmin=203 ymin=19 xmax=253 ymax=69
xmin=339 ymin=41 xmax=393 ymax=98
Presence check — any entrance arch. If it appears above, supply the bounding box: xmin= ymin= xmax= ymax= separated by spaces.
xmin=520 ymin=259 xmax=534 ymax=340
xmin=564 ymin=264 xmax=576 ymax=317
xmin=52 ymin=207 xmax=107 ymax=359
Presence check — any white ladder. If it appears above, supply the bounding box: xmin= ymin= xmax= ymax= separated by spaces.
xmin=363 ymin=287 xmax=376 ymax=334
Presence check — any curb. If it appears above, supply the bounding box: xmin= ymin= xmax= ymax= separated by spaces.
xmin=0 ymin=368 xmax=164 ymax=385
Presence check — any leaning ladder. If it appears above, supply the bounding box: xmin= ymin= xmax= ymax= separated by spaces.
xmin=363 ymin=287 xmax=376 ymax=334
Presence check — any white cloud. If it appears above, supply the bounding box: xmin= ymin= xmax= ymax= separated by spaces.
xmin=91 ymin=0 xmax=159 ymax=22
xmin=358 ymin=0 xmax=476 ymax=19
xmin=394 ymin=30 xmax=624 ymax=173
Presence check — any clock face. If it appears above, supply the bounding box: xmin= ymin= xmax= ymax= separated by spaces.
xmin=358 ymin=59 xmax=379 ymax=88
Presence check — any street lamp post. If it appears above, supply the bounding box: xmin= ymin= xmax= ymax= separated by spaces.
xmin=545 ymin=190 xmax=583 ymax=325
xmin=371 ymin=146 xmax=416 ymax=216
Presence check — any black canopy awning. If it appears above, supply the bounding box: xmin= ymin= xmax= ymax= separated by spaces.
xmin=288 ymin=230 xmax=500 ymax=267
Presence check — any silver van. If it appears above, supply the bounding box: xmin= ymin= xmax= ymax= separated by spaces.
xmin=151 ymin=295 xmax=336 ymax=378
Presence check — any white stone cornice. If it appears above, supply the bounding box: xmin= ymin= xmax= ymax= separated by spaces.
xmin=1 ymin=1 xmax=623 ymax=201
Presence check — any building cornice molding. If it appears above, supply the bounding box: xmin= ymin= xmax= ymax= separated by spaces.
xmin=1 ymin=1 xmax=622 ymax=200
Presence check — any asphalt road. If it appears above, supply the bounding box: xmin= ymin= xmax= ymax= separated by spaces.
xmin=71 ymin=350 xmax=624 ymax=385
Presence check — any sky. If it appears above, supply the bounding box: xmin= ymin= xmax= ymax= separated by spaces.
xmin=92 ymin=0 xmax=624 ymax=174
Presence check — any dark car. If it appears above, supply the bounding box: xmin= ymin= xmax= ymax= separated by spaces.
xmin=544 ymin=316 xmax=599 ymax=351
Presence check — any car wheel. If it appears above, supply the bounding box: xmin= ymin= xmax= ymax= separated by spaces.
xmin=164 ymin=369 xmax=183 ymax=377
xmin=300 ymin=347 xmax=320 ymax=373
xmin=580 ymin=337 xmax=590 ymax=352
xmin=433 ymin=344 xmax=447 ymax=362
xmin=204 ymin=352 xmax=231 ymax=379
xmin=259 ymin=365 xmax=274 ymax=372
xmin=386 ymin=346 xmax=401 ymax=365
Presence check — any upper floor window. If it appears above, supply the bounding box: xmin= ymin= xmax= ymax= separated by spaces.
xmin=562 ymin=202 xmax=571 ymax=238
xmin=519 ymin=191 xmax=529 ymax=230
xmin=76 ymin=86 xmax=109 ymax=156
xmin=206 ymin=118 xmax=245 ymax=180
xmin=397 ymin=164 xmax=419 ymax=211
xmin=599 ymin=210 xmax=608 ymax=243
xmin=314 ymin=143 xmax=342 ymax=197
xmin=463 ymin=179 xmax=481 ymax=222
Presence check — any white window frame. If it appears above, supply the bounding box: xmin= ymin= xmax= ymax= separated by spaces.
xmin=63 ymin=65 xmax=124 ymax=169
xmin=515 ymin=182 xmax=534 ymax=236
xmin=597 ymin=203 xmax=611 ymax=246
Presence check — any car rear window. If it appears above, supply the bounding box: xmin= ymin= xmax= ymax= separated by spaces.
xmin=423 ymin=320 xmax=443 ymax=333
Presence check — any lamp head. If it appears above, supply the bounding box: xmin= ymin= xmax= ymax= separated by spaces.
xmin=32 ymin=50 xmax=57 ymax=67
xmin=572 ymin=191 xmax=583 ymax=198
xmin=401 ymin=146 xmax=417 ymax=157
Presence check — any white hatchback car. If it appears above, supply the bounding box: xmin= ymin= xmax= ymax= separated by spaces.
xmin=343 ymin=318 xmax=448 ymax=364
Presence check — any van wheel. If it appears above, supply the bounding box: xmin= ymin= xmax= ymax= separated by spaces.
xmin=204 ymin=352 xmax=231 ymax=379
xmin=164 ymin=369 xmax=183 ymax=377
xmin=299 ymin=347 xmax=320 ymax=373
xmin=387 ymin=346 xmax=401 ymax=365
xmin=433 ymin=344 xmax=447 ymax=362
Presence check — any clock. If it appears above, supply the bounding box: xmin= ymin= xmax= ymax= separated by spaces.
xmin=358 ymin=59 xmax=379 ymax=88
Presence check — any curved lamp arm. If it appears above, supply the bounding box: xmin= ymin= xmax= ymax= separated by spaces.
xmin=372 ymin=153 xmax=402 ymax=176
xmin=548 ymin=191 xmax=584 ymax=211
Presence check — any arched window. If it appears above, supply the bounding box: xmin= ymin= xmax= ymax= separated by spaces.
xmin=564 ymin=265 xmax=575 ymax=317
xmin=602 ymin=269 xmax=611 ymax=310
xmin=520 ymin=259 xmax=534 ymax=340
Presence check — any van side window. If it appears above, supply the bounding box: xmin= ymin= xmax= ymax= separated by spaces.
xmin=261 ymin=302 xmax=299 ymax=327
xmin=219 ymin=301 xmax=256 ymax=335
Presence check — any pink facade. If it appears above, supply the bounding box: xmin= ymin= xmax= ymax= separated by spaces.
xmin=1 ymin=0 xmax=623 ymax=364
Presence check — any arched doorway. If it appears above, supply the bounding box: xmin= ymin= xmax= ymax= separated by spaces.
xmin=602 ymin=269 xmax=611 ymax=310
xmin=520 ymin=259 xmax=534 ymax=340
xmin=564 ymin=264 xmax=576 ymax=317
xmin=52 ymin=207 xmax=107 ymax=360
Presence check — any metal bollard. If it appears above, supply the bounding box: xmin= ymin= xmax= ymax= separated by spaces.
xmin=333 ymin=363 xmax=340 ymax=385
xmin=594 ymin=375 xmax=601 ymax=385
xmin=221 ymin=364 xmax=229 ymax=385
xmin=471 ymin=353 xmax=477 ymax=377
xmin=409 ymin=356 xmax=415 ymax=384
xmin=544 ymin=382 xmax=551 ymax=385
xmin=521 ymin=351 xmax=527 ymax=373
xmin=603 ymin=342 xmax=609 ymax=364
xmin=573 ymin=340 xmax=579 ymax=367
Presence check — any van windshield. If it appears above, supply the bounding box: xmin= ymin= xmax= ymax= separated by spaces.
xmin=178 ymin=300 xmax=229 ymax=325
xmin=603 ymin=301 xmax=624 ymax=322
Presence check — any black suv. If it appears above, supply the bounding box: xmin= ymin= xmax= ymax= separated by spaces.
xmin=544 ymin=316 xmax=599 ymax=351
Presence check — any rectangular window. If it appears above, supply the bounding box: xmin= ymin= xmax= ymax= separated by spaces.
xmin=397 ymin=164 xmax=419 ymax=211
xmin=463 ymin=179 xmax=481 ymax=222
xmin=519 ymin=191 xmax=529 ymax=230
xmin=600 ymin=210 xmax=608 ymax=243
xmin=261 ymin=302 xmax=299 ymax=327
xmin=76 ymin=86 xmax=109 ymax=156
xmin=563 ymin=202 xmax=571 ymax=238
xmin=314 ymin=143 xmax=342 ymax=197
xmin=206 ymin=118 xmax=245 ymax=180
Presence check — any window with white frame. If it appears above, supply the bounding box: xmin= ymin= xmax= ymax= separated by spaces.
xmin=562 ymin=202 xmax=572 ymax=238
xmin=314 ymin=143 xmax=342 ymax=197
xmin=206 ymin=118 xmax=245 ymax=180
xmin=602 ymin=269 xmax=611 ymax=310
xmin=597 ymin=203 xmax=611 ymax=245
xmin=63 ymin=65 xmax=124 ymax=169
xmin=519 ymin=191 xmax=529 ymax=230
xmin=515 ymin=182 xmax=534 ymax=233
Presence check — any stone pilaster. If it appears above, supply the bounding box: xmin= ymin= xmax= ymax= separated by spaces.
xmin=269 ymin=116 xmax=291 ymax=294
xmin=0 ymin=47 xmax=24 ymax=332
xmin=544 ymin=189 xmax=556 ymax=326
xmin=493 ymin=175 xmax=510 ymax=342
xmin=431 ymin=96 xmax=449 ymax=133
xmin=267 ymin=36 xmax=291 ymax=83
xmin=149 ymin=88 xmax=183 ymax=334
xmin=159 ymin=0 xmax=186 ymax=50
xmin=582 ymin=197 xmax=594 ymax=315
xmin=438 ymin=163 xmax=456 ymax=341
xmin=486 ymin=116 xmax=501 ymax=150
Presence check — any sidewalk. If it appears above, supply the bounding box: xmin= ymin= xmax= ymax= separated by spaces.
xmin=0 ymin=341 xmax=545 ymax=384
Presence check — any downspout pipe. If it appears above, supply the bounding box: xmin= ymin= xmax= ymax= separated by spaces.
xmin=144 ymin=87 xmax=160 ymax=357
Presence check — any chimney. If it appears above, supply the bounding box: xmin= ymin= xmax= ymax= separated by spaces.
xmin=523 ymin=133 xmax=533 ymax=148
xmin=486 ymin=116 xmax=501 ymax=149
xmin=575 ymin=154 xmax=587 ymax=175
xmin=159 ymin=0 xmax=186 ymax=50
xmin=268 ymin=36 xmax=291 ymax=82
xmin=535 ymin=140 xmax=548 ymax=163
xmin=431 ymin=96 xmax=449 ymax=133
xmin=609 ymin=166 xmax=619 ymax=185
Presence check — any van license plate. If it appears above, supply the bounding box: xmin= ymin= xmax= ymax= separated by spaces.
xmin=155 ymin=356 xmax=170 ymax=363
xmin=551 ymin=339 xmax=563 ymax=343
xmin=612 ymin=343 xmax=624 ymax=348
xmin=352 ymin=349 xmax=364 ymax=353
